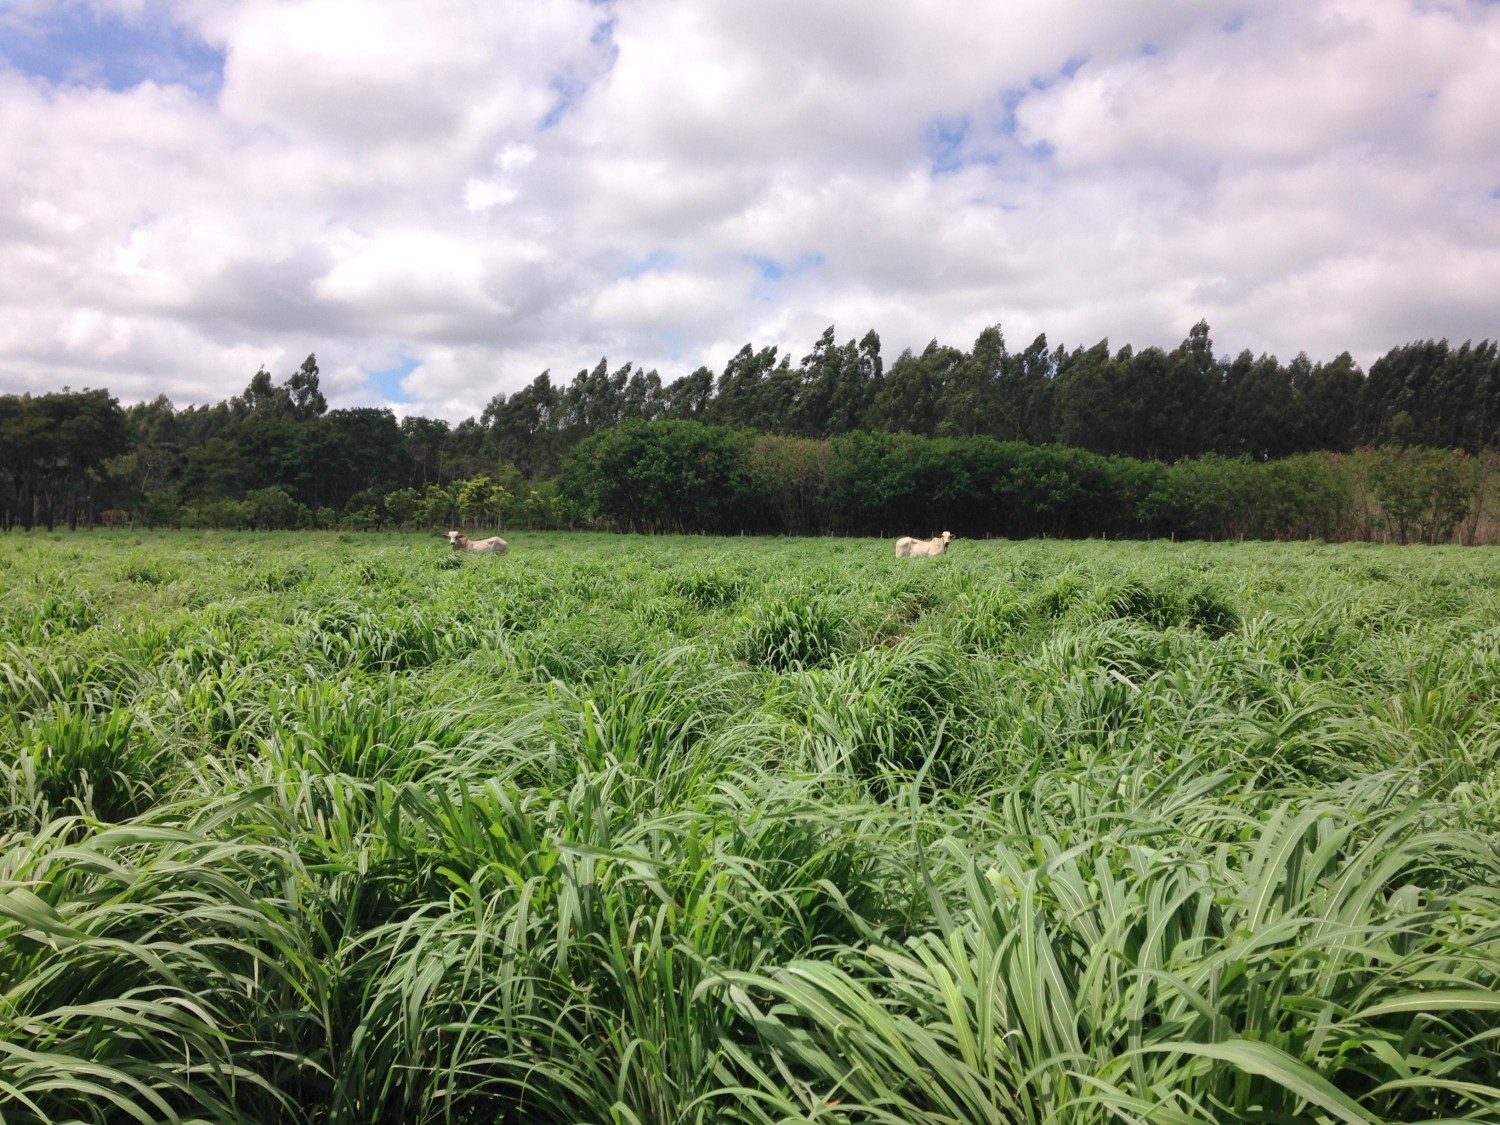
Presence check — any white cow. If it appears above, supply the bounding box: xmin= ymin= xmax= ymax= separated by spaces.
xmin=895 ymin=530 xmax=954 ymax=558
xmin=447 ymin=531 xmax=509 ymax=555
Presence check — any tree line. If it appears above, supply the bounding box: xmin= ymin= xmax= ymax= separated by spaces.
xmin=562 ymin=423 xmax=1493 ymax=545
xmin=1 ymin=323 xmax=1497 ymax=539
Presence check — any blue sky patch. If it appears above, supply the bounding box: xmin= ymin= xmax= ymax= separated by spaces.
xmin=925 ymin=114 xmax=971 ymax=174
xmin=975 ymin=53 xmax=1089 ymax=158
xmin=925 ymin=111 xmax=1012 ymax=176
xmin=748 ymin=253 xmax=823 ymax=282
xmin=621 ymin=249 xmax=675 ymax=277
xmin=540 ymin=15 xmax=618 ymax=130
xmin=367 ymin=357 xmax=418 ymax=404
xmin=657 ymin=329 xmax=686 ymax=362
xmin=539 ymin=74 xmax=582 ymax=131
xmin=994 ymin=88 xmax=1027 ymax=137
xmin=1029 ymin=54 xmax=1090 ymax=94
xmin=0 ymin=3 xmax=222 ymax=94
xmin=1058 ymin=54 xmax=1088 ymax=79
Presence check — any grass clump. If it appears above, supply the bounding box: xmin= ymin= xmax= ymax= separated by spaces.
xmin=734 ymin=592 xmax=852 ymax=670
xmin=664 ymin=565 xmax=749 ymax=609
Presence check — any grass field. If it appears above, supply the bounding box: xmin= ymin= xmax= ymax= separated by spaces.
xmin=1 ymin=530 xmax=1498 ymax=1123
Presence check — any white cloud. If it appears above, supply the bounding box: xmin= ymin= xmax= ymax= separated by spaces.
xmin=0 ymin=0 xmax=1498 ymax=420
xmin=590 ymin=268 xmax=748 ymax=332
xmin=464 ymin=142 xmax=536 ymax=211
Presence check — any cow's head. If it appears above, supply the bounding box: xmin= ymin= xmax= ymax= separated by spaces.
xmin=940 ymin=530 xmax=954 ymax=543
xmin=447 ymin=530 xmax=464 ymax=548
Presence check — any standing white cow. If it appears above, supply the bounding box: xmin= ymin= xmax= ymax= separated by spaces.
xmin=895 ymin=530 xmax=954 ymax=558
xmin=447 ymin=531 xmax=508 ymax=555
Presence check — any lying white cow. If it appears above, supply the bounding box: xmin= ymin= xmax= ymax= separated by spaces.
xmin=447 ymin=530 xmax=508 ymax=555
xmin=895 ymin=530 xmax=954 ymax=558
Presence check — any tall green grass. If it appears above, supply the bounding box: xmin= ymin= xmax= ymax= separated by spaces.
xmin=0 ymin=531 xmax=1496 ymax=1122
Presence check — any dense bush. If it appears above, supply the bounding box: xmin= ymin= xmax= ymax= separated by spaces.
xmin=560 ymin=421 xmax=760 ymax=533
xmin=244 ymin=485 xmax=311 ymax=530
xmin=557 ymin=421 xmax=1493 ymax=543
xmin=1367 ymin=445 xmax=1478 ymax=543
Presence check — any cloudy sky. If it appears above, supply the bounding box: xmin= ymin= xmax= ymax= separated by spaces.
xmin=2 ymin=0 xmax=1498 ymax=419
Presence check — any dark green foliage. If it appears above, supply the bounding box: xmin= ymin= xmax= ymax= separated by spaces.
xmin=559 ymin=420 xmax=758 ymax=533
xmin=1095 ymin=577 xmax=1240 ymax=636
xmin=562 ymin=425 xmax=1489 ymax=543
xmin=1364 ymin=338 xmax=1500 ymax=451
xmin=1105 ymin=577 xmax=1183 ymax=626
xmin=0 ymin=388 xmax=131 ymax=530
xmin=1182 ymin=586 xmax=1240 ymax=635
xmin=244 ymin=485 xmax=309 ymax=530
xmin=1368 ymin=445 xmax=1478 ymax=543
